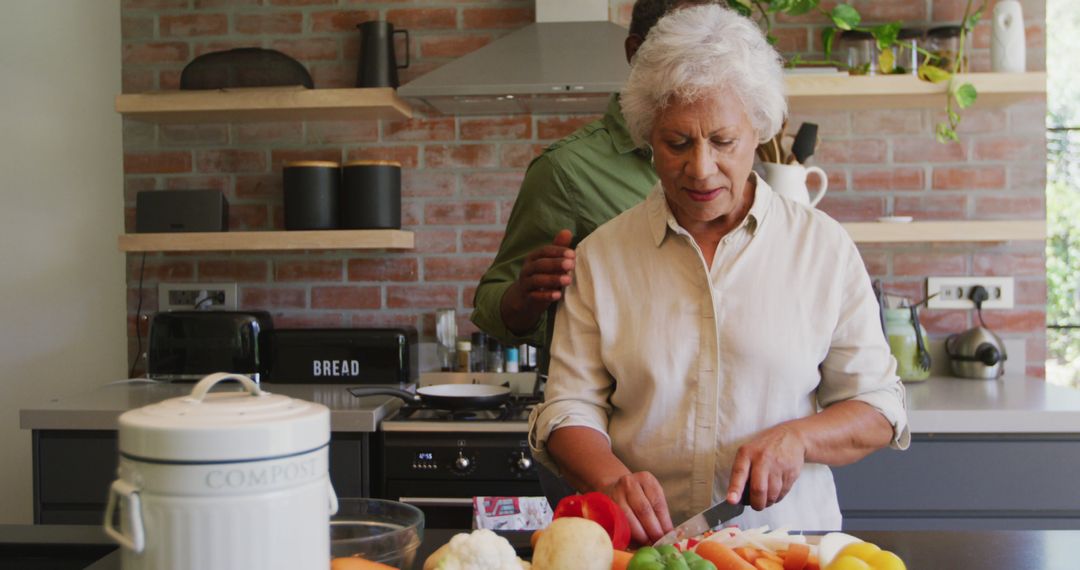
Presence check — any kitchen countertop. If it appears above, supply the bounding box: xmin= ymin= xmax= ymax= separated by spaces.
xmin=19 ymin=380 xmax=402 ymax=432
xmin=71 ymin=527 xmax=1080 ymax=570
xmin=19 ymin=373 xmax=1080 ymax=435
xmin=905 ymin=373 xmax=1080 ymax=433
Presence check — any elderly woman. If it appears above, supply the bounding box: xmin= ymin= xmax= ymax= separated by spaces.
xmin=527 ymin=4 xmax=909 ymax=544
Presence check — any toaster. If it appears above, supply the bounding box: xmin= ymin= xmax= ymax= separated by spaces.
xmin=267 ymin=328 xmax=418 ymax=385
xmin=147 ymin=311 xmax=274 ymax=382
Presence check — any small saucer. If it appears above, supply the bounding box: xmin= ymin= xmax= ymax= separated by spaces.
xmin=877 ymin=216 xmax=913 ymax=223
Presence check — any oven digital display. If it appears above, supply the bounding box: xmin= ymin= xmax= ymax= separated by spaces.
xmin=418 ymin=452 xmax=434 ymax=460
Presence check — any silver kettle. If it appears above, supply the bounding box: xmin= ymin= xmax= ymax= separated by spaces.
xmin=945 ymin=326 xmax=1008 ymax=379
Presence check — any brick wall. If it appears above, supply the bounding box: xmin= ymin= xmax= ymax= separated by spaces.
xmin=121 ymin=0 xmax=1048 ymax=378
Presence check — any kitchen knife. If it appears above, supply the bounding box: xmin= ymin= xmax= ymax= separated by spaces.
xmin=653 ymin=489 xmax=750 ymax=547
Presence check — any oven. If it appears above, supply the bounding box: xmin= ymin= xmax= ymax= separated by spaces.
xmin=372 ymin=396 xmax=544 ymax=528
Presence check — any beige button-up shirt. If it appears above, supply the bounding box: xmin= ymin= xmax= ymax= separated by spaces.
xmin=528 ymin=177 xmax=910 ymax=531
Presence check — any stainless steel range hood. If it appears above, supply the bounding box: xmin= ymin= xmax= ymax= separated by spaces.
xmin=397 ymin=1 xmax=629 ymax=115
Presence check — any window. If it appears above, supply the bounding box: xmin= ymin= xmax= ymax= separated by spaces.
xmin=1047 ymin=0 xmax=1080 ymax=387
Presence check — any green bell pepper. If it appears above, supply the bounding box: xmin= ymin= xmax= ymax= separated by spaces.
xmin=628 ymin=545 xmax=717 ymax=570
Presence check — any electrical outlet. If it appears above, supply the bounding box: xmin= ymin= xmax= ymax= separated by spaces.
xmin=926 ymin=276 xmax=1014 ymax=310
xmin=159 ymin=282 xmax=238 ymax=311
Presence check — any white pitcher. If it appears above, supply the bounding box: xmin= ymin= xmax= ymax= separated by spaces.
xmin=761 ymin=163 xmax=828 ymax=208
xmin=991 ymin=0 xmax=1026 ymax=73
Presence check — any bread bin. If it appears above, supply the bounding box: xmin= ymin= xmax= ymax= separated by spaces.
xmin=103 ymin=373 xmax=337 ymax=569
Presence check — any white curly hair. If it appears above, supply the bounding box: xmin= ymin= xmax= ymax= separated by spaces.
xmin=620 ymin=3 xmax=787 ymax=146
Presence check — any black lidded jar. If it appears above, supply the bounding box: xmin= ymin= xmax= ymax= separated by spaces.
xmin=282 ymin=160 xmax=340 ymax=230
xmin=341 ymin=160 xmax=401 ymax=229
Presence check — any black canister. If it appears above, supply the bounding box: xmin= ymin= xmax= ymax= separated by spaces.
xmin=282 ymin=160 xmax=340 ymax=230
xmin=341 ymin=160 xmax=402 ymax=229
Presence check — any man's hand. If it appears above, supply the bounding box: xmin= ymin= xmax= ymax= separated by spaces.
xmin=602 ymin=471 xmax=674 ymax=546
xmin=500 ymin=229 xmax=575 ymax=335
xmin=726 ymin=423 xmax=807 ymax=511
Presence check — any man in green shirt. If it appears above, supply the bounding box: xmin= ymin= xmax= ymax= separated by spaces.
xmin=471 ymin=0 xmax=717 ymax=356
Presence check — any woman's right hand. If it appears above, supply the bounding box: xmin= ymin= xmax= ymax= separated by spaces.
xmin=602 ymin=471 xmax=674 ymax=545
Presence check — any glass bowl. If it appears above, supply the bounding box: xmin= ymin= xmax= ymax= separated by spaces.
xmin=330 ymin=499 xmax=425 ymax=569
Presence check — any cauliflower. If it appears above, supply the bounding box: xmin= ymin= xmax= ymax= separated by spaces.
xmin=428 ymin=529 xmax=529 ymax=570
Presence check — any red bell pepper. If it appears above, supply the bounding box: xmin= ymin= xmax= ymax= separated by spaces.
xmin=553 ymin=492 xmax=631 ymax=550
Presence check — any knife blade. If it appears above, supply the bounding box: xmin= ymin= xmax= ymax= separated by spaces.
xmin=653 ymin=489 xmax=750 ymax=547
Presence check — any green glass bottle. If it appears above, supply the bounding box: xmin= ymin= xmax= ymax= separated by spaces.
xmin=885 ymin=308 xmax=931 ymax=382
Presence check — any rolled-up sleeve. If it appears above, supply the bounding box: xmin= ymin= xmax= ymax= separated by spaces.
xmin=527 ymin=244 xmax=616 ymax=475
xmin=817 ymin=239 xmax=911 ymax=450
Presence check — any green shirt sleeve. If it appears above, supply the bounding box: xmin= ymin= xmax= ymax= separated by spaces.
xmin=470 ymin=154 xmax=579 ymax=346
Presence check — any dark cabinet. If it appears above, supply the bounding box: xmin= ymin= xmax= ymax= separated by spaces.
xmin=835 ymin=434 xmax=1080 ymax=530
xmin=32 ymin=430 xmax=371 ymax=525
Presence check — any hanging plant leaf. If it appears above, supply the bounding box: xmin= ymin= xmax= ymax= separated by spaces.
xmin=726 ymin=0 xmax=753 ymax=17
xmin=918 ymin=63 xmax=952 ymax=83
xmin=878 ymin=49 xmax=896 ymax=74
xmin=936 ymin=123 xmax=959 ymax=143
xmin=949 ymin=109 xmax=960 ymax=124
xmin=822 ymin=27 xmax=837 ymax=61
xmin=871 ymin=22 xmax=902 ymax=50
xmin=954 ymin=83 xmax=978 ymax=109
xmin=965 ymin=7 xmax=985 ymax=32
xmin=771 ymin=0 xmax=818 ymax=16
xmin=829 ymin=4 xmax=861 ymax=31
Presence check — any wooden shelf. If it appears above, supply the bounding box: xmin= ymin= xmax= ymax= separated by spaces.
xmin=118 ymin=229 xmax=415 ymax=252
xmin=787 ymin=72 xmax=1045 ymax=111
xmin=115 ymin=86 xmax=413 ymax=123
xmin=842 ymin=220 xmax=1045 ymax=243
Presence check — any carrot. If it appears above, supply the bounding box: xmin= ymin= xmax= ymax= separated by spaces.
xmin=733 ymin=547 xmax=761 ymax=563
xmin=782 ymin=543 xmax=810 ymax=570
xmin=805 ymin=553 xmax=820 ymax=570
xmin=760 ymin=550 xmax=784 ymax=564
xmin=611 ymin=549 xmax=634 ymax=570
xmin=754 ymin=559 xmax=784 ymax=570
xmin=330 ymin=557 xmax=398 ymax=570
xmin=695 ymin=541 xmax=756 ymax=570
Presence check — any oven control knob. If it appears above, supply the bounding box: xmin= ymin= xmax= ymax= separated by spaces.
xmin=453 ymin=453 xmax=472 ymax=472
xmin=512 ymin=452 xmax=533 ymax=472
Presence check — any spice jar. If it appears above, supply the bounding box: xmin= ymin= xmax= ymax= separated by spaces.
xmin=487 ymin=338 xmax=504 ymax=373
xmin=925 ymin=26 xmax=968 ymax=73
xmin=471 ymin=332 xmax=488 ymax=372
xmin=456 ymin=340 xmax=472 ymax=372
xmin=505 ymin=347 xmax=520 ymax=373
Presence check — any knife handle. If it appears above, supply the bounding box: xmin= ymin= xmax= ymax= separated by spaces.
xmin=735 ymin=486 xmax=752 ymax=506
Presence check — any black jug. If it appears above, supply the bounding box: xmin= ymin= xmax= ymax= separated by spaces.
xmin=356 ymin=21 xmax=409 ymax=89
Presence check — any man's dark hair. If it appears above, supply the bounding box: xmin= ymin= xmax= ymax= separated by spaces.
xmin=629 ymin=0 xmax=722 ymax=39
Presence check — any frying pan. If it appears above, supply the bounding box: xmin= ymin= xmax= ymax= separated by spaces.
xmin=348 ymin=383 xmax=511 ymax=411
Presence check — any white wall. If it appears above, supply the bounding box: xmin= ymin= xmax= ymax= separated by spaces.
xmin=0 ymin=0 xmax=125 ymax=523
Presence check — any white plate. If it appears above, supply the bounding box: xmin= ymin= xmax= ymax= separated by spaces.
xmin=877 ymin=216 xmax=913 ymax=223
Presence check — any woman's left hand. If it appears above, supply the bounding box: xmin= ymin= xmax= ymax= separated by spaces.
xmin=725 ymin=423 xmax=807 ymax=511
